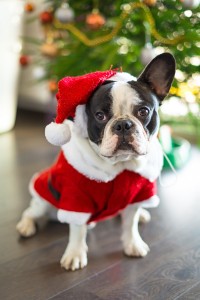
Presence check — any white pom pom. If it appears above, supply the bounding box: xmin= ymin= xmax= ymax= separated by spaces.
xmin=45 ymin=122 xmax=71 ymax=146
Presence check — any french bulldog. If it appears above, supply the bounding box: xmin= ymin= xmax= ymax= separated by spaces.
xmin=17 ymin=53 xmax=175 ymax=271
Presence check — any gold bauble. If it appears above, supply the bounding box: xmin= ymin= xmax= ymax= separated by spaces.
xmin=86 ymin=10 xmax=106 ymax=30
xmin=41 ymin=43 xmax=58 ymax=57
xmin=143 ymin=0 xmax=157 ymax=6
xmin=24 ymin=3 xmax=35 ymax=13
xmin=48 ymin=80 xmax=58 ymax=93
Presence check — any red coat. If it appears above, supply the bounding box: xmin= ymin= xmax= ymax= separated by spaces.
xmin=31 ymin=151 xmax=156 ymax=223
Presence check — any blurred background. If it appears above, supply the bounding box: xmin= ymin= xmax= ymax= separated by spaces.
xmin=1 ymin=3 xmax=200 ymax=297
xmin=0 ymin=0 xmax=200 ymax=168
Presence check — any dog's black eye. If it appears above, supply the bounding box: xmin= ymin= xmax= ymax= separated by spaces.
xmin=138 ymin=107 xmax=150 ymax=117
xmin=95 ymin=111 xmax=106 ymax=121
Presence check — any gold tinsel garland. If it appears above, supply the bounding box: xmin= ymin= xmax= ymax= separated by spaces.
xmin=53 ymin=2 xmax=184 ymax=47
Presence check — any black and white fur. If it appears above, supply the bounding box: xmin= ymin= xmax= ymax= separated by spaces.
xmin=17 ymin=53 xmax=175 ymax=271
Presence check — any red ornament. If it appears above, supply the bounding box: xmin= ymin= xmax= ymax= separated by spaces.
xmin=39 ymin=11 xmax=53 ymax=24
xmin=24 ymin=2 xmax=35 ymax=12
xmin=19 ymin=55 xmax=30 ymax=66
xmin=86 ymin=10 xmax=106 ymax=30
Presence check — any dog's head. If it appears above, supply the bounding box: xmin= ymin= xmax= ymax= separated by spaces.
xmin=83 ymin=53 xmax=175 ymax=161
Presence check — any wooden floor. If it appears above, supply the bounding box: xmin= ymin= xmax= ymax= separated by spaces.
xmin=0 ymin=109 xmax=200 ymax=300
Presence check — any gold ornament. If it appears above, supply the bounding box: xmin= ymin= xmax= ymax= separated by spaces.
xmin=41 ymin=43 xmax=58 ymax=57
xmin=143 ymin=0 xmax=157 ymax=6
xmin=86 ymin=9 xmax=106 ymax=30
xmin=24 ymin=2 xmax=35 ymax=13
xmin=48 ymin=80 xmax=58 ymax=93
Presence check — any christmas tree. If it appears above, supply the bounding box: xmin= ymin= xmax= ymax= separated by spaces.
xmin=20 ymin=0 xmax=200 ymax=142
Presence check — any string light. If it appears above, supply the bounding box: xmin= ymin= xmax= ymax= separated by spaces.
xmin=170 ymin=81 xmax=200 ymax=99
xmin=53 ymin=2 xmax=184 ymax=47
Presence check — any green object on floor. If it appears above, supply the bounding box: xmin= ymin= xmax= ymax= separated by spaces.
xmin=163 ymin=138 xmax=191 ymax=169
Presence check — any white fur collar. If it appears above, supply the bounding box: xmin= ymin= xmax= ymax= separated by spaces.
xmin=62 ymin=121 xmax=163 ymax=183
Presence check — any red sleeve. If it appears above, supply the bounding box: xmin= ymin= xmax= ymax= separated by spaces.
xmin=133 ymin=179 xmax=157 ymax=205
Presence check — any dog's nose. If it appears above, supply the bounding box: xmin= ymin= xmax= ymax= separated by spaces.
xmin=113 ymin=119 xmax=133 ymax=135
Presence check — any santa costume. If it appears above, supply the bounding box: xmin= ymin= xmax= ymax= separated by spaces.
xmin=30 ymin=70 xmax=162 ymax=225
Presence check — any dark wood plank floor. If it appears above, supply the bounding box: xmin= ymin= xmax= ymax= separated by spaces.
xmin=0 ymin=109 xmax=200 ymax=300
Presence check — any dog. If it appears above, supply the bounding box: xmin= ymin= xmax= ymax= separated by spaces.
xmin=17 ymin=53 xmax=175 ymax=271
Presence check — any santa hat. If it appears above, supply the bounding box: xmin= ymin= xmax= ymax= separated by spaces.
xmin=45 ymin=69 xmax=117 ymax=146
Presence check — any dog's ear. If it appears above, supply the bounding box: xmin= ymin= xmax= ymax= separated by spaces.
xmin=137 ymin=53 xmax=176 ymax=102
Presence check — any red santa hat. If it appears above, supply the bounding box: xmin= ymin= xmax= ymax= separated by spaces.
xmin=45 ymin=69 xmax=117 ymax=146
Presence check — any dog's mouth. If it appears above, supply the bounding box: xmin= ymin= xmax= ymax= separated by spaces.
xmin=99 ymin=128 xmax=149 ymax=159
xmin=118 ymin=137 xmax=147 ymax=155
xmin=101 ymin=139 xmax=147 ymax=158
xmin=118 ymin=139 xmax=133 ymax=150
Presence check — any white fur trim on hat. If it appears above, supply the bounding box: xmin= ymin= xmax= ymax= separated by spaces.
xmin=109 ymin=72 xmax=136 ymax=82
xmin=45 ymin=122 xmax=71 ymax=146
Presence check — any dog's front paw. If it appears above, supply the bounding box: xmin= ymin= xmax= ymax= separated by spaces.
xmin=60 ymin=244 xmax=88 ymax=271
xmin=16 ymin=217 xmax=36 ymax=237
xmin=123 ymin=237 xmax=150 ymax=257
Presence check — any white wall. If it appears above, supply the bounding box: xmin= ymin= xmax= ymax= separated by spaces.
xmin=0 ymin=1 xmax=24 ymax=133
xmin=18 ymin=0 xmax=54 ymax=112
